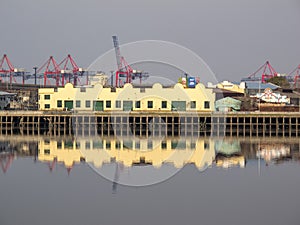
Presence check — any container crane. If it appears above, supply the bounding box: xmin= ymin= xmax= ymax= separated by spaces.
xmin=243 ymin=61 xmax=278 ymax=83
xmin=288 ymin=64 xmax=300 ymax=88
xmin=0 ymin=153 xmax=14 ymax=174
xmin=47 ymin=158 xmax=74 ymax=175
xmin=112 ymin=36 xmax=149 ymax=87
xmin=37 ymin=56 xmax=61 ymax=87
xmin=112 ymin=162 xmax=124 ymax=194
xmin=58 ymin=54 xmax=85 ymax=86
xmin=0 ymin=54 xmax=17 ymax=85
xmin=0 ymin=54 xmax=30 ymax=85
xmin=48 ymin=158 xmax=57 ymax=172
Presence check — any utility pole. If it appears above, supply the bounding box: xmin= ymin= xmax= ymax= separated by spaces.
xmin=33 ymin=67 xmax=38 ymax=86
xmin=110 ymin=71 xmax=114 ymax=87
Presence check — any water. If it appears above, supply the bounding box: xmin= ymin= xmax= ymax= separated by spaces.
xmin=0 ymin=135 xmax=300 ymax=225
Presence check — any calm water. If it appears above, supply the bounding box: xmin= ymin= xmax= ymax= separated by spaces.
xmin=0 ymin=135 xmax=300 ymax=225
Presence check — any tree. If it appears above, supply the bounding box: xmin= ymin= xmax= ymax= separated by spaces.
xmin=267 ymin=76 xmax=290 ymax=88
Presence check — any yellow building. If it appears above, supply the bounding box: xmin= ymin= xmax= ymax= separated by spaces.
xmin=38 ymin=136 xmax=216 ymax=170
xmin=38 ymin=82 xmax=215 ymax=112
xmin=38 ymin=138 xmax=83 ymax=169
xmin=216 ymin=80 xmax=245 ymax=94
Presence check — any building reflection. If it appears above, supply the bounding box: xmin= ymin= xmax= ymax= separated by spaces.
xmin=37 ymin=136 xmax=249 ymax=173
xmin=0 ymin=137 xmax=37 ymax=173
xmin=215 ymin=139 xmax=245 ymax=168
xmin=257 ymin=143 xmax=292 ymax=165
xmin=1 ymin=135 xmax=300 ymax=174
xmin=38 ymin=136 xmax=216 ymax=172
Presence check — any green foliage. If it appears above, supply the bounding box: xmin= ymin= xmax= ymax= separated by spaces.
xmin=267 ymin=76 xmax=290 ymax=88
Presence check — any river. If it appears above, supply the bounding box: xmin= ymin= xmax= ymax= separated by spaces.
xmin=0 ymin=135 xmax=299 ymax=225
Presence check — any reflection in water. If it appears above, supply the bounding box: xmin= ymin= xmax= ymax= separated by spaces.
xmin=38 ymin=136 xmax=216 ymax=170
xmin=0 ymin=153 xmax=14 ymax=173
xmin=37 ymin=136 xmax=218 ymax=187
xmin=215 ymin=139 xmax=245 ymax=168
xmin=1 ymin=135 xmax=300 ymax=225
xmin=257 ymin=143 xmax=292 ymax=165
xmin=0 ymin=138 xmax=38 ymax=173
xmin=1 ymin=136 xmax=299 ymax=175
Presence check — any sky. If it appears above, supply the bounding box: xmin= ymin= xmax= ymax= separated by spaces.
xmin=0 ymin=0 xmax=299 ymax=83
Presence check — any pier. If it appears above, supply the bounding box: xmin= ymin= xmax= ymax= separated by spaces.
xmin=0 ymin=111 xmax=300 ymax=137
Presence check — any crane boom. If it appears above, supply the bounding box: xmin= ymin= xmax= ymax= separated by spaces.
xmin=58 ymin=54 xmax=80 ymax=86
xmin=111 ymin=36 xmax=149 ymax=87
xmin=245 ymin=61 xmax=278 ymax=83
xmin=288 ymin=64 xmax=300 ymax=88
xmin=112 ymin=36 xmax=123 ymax=71
xmin=0 ymin=54 xmax=16 ymax=84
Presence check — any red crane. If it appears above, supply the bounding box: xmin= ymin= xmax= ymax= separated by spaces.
xmin=66 ymin=164 xmax=74 ymax=176
xmin=247 ymin=61 xmax=278 ymax=83
xmin=112 ymin=36 xmax=133 ymax=87
xmin=288 ymin=64 xmax=300 ymax=88
xmin=47 ymin=158 xmax=74 ymax=175
xmin=0 ymin=54 xmax=17 ymax=85
xmin=37 ymin=56 xmax=61 ymax=87
xmin=48 ymin=158 xmax=57 ymax=172
xmin=0 ymin=153 xmax=14 ymax=173
xmin=58 ymin=54 xmax=81 ymax=86
xmin=112 ymin=36 xmax=149 ymax=87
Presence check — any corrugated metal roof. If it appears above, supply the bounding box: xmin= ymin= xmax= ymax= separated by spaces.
xmin=245 ymin=82 xmax=279 ymax=90
xmin=215 ymin=97 xmax=241 ymax=111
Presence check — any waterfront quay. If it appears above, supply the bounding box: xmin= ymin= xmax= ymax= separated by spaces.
xmin=0 ymin=111 xmax=300 ymax=137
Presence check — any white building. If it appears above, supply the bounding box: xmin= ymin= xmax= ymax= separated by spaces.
xmin=252 ymin=88 xmax=290 ymax=104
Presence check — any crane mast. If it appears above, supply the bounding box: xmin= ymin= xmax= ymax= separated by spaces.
xmin=288 ymin=64 xmax=300 ymax=88
xmin=112 ymin=36 xmax=123 ymax=72
xmin=112 ymin=36 xmax=149 ymax=87
xmin=243 ymin=61 xmax=278 ymax=83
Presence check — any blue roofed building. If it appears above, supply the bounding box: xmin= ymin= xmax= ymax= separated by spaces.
xmin=244 ymin=82 xmax=280 ymax=95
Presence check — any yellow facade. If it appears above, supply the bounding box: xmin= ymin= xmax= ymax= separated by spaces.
xmin=38 ymin=82 xmax=215 ymax=112
xmin=38 ymin=138 xmax=83 ymax=168
xmin=38 ymin=136 xmax=216 ymax=170
xmin=216 ymin=81 xmax=245 ymax=94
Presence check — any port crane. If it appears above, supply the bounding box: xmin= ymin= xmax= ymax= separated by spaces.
xmin=287 ymin=64 xmax=300 ymax=88
xmin=0 ymin=54 xmax=15 ymax=84
xmin=37 ymin=56 xmax=61 ymax=86
xmin=243 ymin=61 xmax=278 ymax=83
xmin=47 ymin=158 xmax=57 ymax=172
xmin=112 ymin=36 xmax=149 ymax=87
xmin=0 ymin=54 xmax=30 ymax=85
xmin=37 ymin=55 xmax=87 ymax=87
xmin=112 ymin=162 xmax=124 ymax=194
xmin=58 ymin=54 xmax=86 ymax=86
xmin=0 ymin=153 xmax=14 ymax=174
xmin=45 ymin=157 xmax=74 ymax=175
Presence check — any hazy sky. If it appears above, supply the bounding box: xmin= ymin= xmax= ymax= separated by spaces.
xmin=0 ymin=0 xmax=299 ymax=82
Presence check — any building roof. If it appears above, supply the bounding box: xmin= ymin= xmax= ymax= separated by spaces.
xmin=245 ymin=82 xmax=279 ymax=90
xmin=216 ymin=97 xmax=242 ymax=104
xmin=212 ymin=88 xmax=244 ymax=94
xmin=215 ymin=97 xmax=242 ymax=110
xmin=0 ymin=91 xmax=16 ymax=96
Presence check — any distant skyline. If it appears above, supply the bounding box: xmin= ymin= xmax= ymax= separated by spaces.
xmin=0 ymin=0 xmax=299 ymax=82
